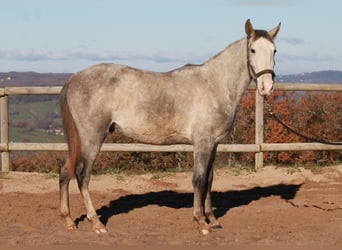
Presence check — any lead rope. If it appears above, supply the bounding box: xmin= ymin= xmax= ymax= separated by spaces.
xmin=264 ymin=98 xmax=342 ymax=145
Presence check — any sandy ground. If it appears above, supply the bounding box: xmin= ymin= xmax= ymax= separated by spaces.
xmin=0 ymin=165 xmax=341 ymax=247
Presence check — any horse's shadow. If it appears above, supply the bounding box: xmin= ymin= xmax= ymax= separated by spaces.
xmin=74 ymin=183 xmax=301 ymax=226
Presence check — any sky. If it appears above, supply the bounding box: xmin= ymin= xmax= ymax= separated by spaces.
xmin=1 ymin=0 xmax=342 ymax=75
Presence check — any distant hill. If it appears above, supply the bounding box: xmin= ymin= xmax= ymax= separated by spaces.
xmin=0 ymin=72 xmax=72 ymax=87
xmin=0 ymin=70 xmax=341 ymax=87
xmin=276 ymin=70 xmax=342 ymax=84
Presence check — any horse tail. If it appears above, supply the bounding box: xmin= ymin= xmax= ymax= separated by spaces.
xmin=60 ymin=86 xmax=81 ymax=178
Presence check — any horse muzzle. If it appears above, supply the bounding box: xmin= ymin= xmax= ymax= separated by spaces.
xmin=254 ymin=69 xmax=275 ymax=96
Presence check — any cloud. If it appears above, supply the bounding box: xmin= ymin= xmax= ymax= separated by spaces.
xmin=0 ymin=49 xmax=68 ymax=61
xmin=278 ymin=37 xmax=306 ymax=45
xmin=0 ymin=48 xmax=206 ymax=64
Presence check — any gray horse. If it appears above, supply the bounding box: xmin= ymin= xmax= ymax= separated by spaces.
xmin=59 ymin=19 xmax=280 ymax=234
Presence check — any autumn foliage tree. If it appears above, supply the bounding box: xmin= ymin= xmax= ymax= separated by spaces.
xmin=264 ymin=91 xmax=342 ymax=165
xmin=214 ymin=90 xmax=341 ymax=167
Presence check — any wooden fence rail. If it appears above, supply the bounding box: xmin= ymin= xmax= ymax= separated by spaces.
xmin=1 ymin=83 xmax=342 ymax=172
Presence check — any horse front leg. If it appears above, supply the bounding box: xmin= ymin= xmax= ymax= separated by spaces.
xmin=192 ymin=142 xmax=217 ymax=234
xmin=59 ymin=159 xmax=76 ymax=230
xmin=204 ymin=165 xmax=222 ymax=229
xmin=76 ymin=158 xmax=107 ymax=234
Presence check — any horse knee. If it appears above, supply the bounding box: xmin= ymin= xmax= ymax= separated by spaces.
xmin=192 ymin=169 xmax=209 ymax=191
xmin=192 ymin=174 xmax=205 ymax=190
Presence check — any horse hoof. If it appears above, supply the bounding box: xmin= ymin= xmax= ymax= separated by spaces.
xmin=94 ymin=227 xmax=108 ymax=234
xmin=64 ymin=220 xmax=77 ymax=230
xmin=93 ymin=223 xmax=108 ymax=234
xmin=66 ymin=225 xmax=77 ymax=230
xmin=198 ymin=223 xmax=211 ymax=235
xmin=194 ymin=216 xmax=212 ymax=235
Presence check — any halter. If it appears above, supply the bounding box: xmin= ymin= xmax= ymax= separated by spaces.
xmin=246 ymin=38 xmax=276 ymax=84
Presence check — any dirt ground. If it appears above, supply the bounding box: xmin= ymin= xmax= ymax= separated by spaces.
xmin=0 ymin=165 xmax=341 ymax=247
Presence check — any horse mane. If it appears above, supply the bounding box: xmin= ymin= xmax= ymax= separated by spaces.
xmin=252 ymin=29 xmax=273 ymax=43
xmin=166 ymin=62 xmax=204 ymax=73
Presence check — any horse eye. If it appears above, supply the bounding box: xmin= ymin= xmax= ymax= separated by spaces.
xmin=274 ymin=49 xmax=277 ymax=54
xmin=251 ymin=49 xmax=256 ymax=54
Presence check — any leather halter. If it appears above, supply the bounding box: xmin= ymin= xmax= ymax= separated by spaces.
xmin=246 ymin=38 xmax=275 ymax=84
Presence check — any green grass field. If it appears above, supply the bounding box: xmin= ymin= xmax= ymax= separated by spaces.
xmin=9 ymin=127 xmax=64 ymax=143
xmin=9 ymin=100 xmax=60 ymax=119
xmin=9 ymin=99 xmax=64 ymax=143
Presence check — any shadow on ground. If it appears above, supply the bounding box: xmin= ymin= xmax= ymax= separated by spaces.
xmin=73 ymin=184 xmax=301 ymax=226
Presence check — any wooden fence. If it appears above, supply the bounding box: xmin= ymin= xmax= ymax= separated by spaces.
xmin=0 ymin=83 xmax=341 ymax=172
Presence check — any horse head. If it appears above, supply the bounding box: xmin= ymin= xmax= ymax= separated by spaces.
xmin=245 ymin=19 xmax=281 ymax=96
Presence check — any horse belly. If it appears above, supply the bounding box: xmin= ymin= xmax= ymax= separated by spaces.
xmin=114 ymin=113 xmax=192 ymax=145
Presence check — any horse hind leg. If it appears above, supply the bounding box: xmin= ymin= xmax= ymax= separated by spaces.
xmin=76 ymin=135 xmax=108 ymax=234
xmin=59 ymin=135 xmax=106 ymax=233
xmin=76 ymin=159 xmax=107 ymax=234
xmin=59 ymin=158 xmax=77 ymax=230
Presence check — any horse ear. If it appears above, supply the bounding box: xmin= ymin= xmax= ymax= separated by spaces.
xmin=268 ymin=22 xmax=281 ymax=39
xmin=245 ymin=19 xmax=254 ymax=38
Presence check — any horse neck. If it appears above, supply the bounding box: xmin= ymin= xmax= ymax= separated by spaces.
xmin=203 ymin=37 xmax=251 ymax=104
